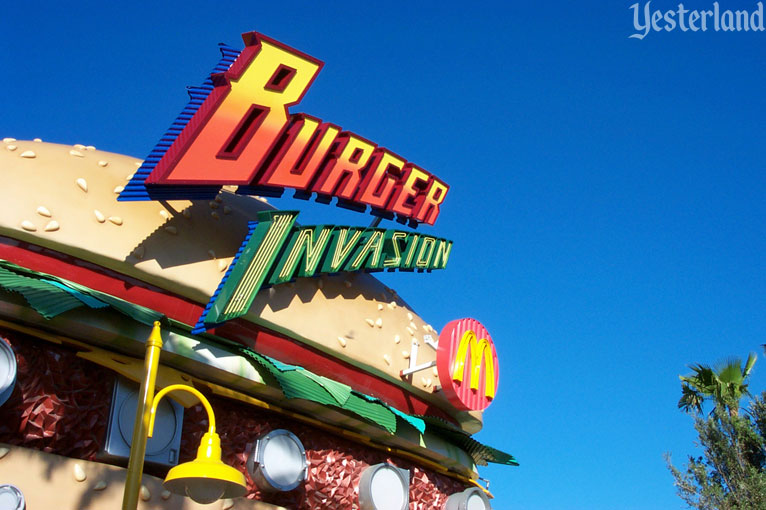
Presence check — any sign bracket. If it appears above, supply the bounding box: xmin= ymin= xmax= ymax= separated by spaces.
xmin=400 ymin=361 xmax=436 ymax=377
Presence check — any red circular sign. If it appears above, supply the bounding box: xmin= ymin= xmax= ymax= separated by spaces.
xmin=436 ymin=318 xmax=499 ymax=411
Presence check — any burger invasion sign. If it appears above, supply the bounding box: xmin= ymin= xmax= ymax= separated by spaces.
xmin=119 ymin=31 xmax=499 ymax=410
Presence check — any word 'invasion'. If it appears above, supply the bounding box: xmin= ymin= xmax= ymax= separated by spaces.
xmin=195 ymin=210 xmax=452 ymax=331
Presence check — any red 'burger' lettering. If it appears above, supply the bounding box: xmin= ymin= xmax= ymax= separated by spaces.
xmin=145 ymin=31 xmax=448 ymax=225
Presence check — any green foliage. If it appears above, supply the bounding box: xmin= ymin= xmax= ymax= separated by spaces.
xmin=669 ymin=352 xmax=766 ymax=509
xmin=678 ymin=354 xmax=757 ymax=417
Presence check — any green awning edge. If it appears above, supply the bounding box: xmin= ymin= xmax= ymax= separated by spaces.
xmin=234 ymin=346 xmax=409 ymax=435
xmin=0 ymin=259 xmax=163 ymax=325
xmin=418 ymin=415 xmax=519 ymax=467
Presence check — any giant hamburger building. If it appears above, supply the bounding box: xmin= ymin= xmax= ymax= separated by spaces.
xmin=0 ymin=32 xmax=516 ymax=510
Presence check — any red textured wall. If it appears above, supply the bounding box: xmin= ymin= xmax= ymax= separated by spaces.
xmin=0 ymin=330 xmax=114 ymax=460
xmin=0 ymin=330 xmax=467 ymax=508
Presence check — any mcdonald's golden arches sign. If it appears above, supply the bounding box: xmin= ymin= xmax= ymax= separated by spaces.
xmin=436 ymin=318 xmax=499 ymax=411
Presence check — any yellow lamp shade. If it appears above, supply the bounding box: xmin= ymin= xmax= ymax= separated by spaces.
xmin=163 ymin=432 xmax=247 ymax=504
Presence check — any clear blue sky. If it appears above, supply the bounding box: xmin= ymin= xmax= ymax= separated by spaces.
xmin=2 ymin=2 xmax=764 ymax=508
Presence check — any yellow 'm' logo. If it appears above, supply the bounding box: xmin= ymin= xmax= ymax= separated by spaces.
xmin=451 ymin=330 xmax=496 ymax=399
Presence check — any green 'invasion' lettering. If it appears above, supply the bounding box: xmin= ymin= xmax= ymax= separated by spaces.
xmin=416 ymin=237 xmax=436 ymax=269
xmin=348 ymin=229 xmax=385 ymax=271
xmin=199 ymin=211 xmax=453 ymax=330
xmin=272 ymin=225 xmax=333 ymax=284
xmin=209 ymin=210 xmax=298 ymax=325
xmin=323 ymin=227 xmax=363 ymax=273
xmin=432 ymin=239 xmax=452 ymax=269
xmin=383 ymin=231 xmax=408 ymax=268
xmin=402 ymin=234 xmax=420 ymax=269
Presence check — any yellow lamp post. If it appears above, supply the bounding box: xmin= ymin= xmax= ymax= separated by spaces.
xmin=121 ymin=321 xmax=247 ymax=510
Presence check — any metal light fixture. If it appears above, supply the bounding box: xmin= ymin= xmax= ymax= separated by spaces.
xmin=0 ymin=339 xmax=17 ymax=407
xmin=445 ymin=487 xmax=492 ymax=510
xmin=148 ymin=384 xmax=247 ymax=504
xmin=247 ymin=429 xmax=307 ymax=492
xmin=0 ymin=484 xmax=25 ymax=510
xmin=103 ymin=377 xmax=183 ymax=467
xmin=358 ymin=463 xmax=410 ymax=510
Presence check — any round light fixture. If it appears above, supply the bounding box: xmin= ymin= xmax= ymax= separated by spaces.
xmin=0 ymin=339 xmax=17 ymax=407
xmin=247 ymin=429 xmax=307 ymax=492
xmin=358 ymin=463 xmax=410 ymax=510
xmin=118 ymin=388 xmax=178 ymax=455
xmin=162 ymin=431 xmax=247 ymax=504
xmin=0 ymin=484 xmax=25 ymax=510
xmin=147 ymin=384 xmax=247 ymax=505
xmin=445 ymin=487 xmax=492 ymax=510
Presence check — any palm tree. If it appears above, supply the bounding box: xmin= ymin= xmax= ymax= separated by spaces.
xmin=678 ymin=353 xmax=757 ymax=417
